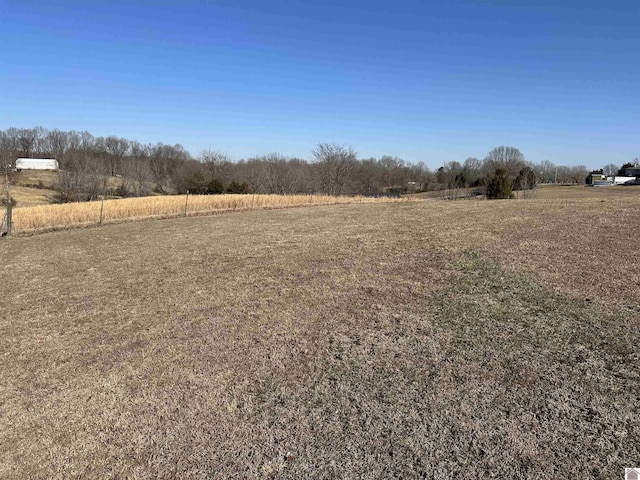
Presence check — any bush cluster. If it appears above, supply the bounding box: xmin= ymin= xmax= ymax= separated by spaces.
xmin=181 ymin=172 xmax=250 ymax=195
xmin=485 ymin=168 xmax=514 ymax=199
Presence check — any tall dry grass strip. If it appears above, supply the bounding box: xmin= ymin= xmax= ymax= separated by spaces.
xmin=12 ymin=194 xmax=407 ymax=234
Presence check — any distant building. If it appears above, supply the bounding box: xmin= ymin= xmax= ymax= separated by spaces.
xmin=613 ymin=176 xmax=640 ymax=185
xmin=15 ymin=158 xmax=59 ymax=171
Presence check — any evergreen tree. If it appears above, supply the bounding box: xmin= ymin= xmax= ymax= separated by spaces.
xmin=486 ymin=168 xmax=513 ymax=199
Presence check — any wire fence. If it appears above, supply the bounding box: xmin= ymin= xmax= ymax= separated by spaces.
xmin=9 ymin=193 xmax=411 ymax=235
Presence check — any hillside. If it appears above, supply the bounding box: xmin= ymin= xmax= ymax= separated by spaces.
xmin=6 ymin=170 xmax=59 ymax=207
xmin=1 ymin=196 xmax=639 ymax=478
xmin=7 ymin=170 xmax=165 ymax=208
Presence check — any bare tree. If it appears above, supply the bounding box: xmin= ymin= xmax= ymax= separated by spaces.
xmin=200 ymin=149 xmax=231 ymax=183
xmin=123 ymin=157 xmax=152 ymax=196
xmin=312 ymin=143 xmax=358 ymax=196
xmin=43 ymin=129 xmax=70 ymax=167
xmin=569 ymin=165 xmax=589 ymax=184
xmin=59 ymin=151 xmax=103 ymax=202
xmin=602 ymin=163 xmax=619 ymax=177
xmin=103 ymin=136 xmax=130 ymax=177
xmin=378 ymin=156 xmax=406 ymax=190
xmin=263 ymin=153 xmax=299 ymax=194
xmin=409 ymin=161 xmax=433 ymax=192
xmin=462 ymin=157 xmax=482 ymax=186
xmin=356 ymin=158 xmax=382 ymax=195
xmin=484 ymin=146 xmax=526 ymax=178
xmin=534 ymin=160 xmax=556 ymax=183
xmin=149 ymin=143 xmax=191 ymax=188
xmin=17 ymin=127 xmax=41 ymax=158
xmin=513 ymin=166 xmax=537 ymax=198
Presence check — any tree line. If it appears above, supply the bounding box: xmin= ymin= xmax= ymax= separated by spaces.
xmin=1 ymin=126 xmax=630 ymax=202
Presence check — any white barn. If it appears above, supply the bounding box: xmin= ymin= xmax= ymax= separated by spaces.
xmin=613 ymin=176 xmax=639 ymax=185
xmin=15 ymin=158 xmax=59 ymax=171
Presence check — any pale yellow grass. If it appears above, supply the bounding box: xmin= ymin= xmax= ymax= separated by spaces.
xmin=12 ymin=193 xmax=406 ymax=234
xmin=535 ymin=183 xmax=640 ymax=199
xmin=14 ymin=170 xmax=59 ymax=189
xmin=9 ymin=185 xmax=58 ymax=208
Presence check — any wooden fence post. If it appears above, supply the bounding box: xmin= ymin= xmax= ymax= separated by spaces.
xmin=5 ymin=202 xmax=12 ymax=237
xmin=184 ymin=190 xmax=189 ymax=216
xmin=99 ymin=196 xmax=105 ymax=226
xmin=4 ymin=165 xmax=12 ymax=236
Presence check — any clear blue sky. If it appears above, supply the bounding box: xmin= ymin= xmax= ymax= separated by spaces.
xmin=1 ymin=0 xmax=638 ymax=169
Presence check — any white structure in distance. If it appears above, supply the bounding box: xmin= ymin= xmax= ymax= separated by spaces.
xmin=15 ymin=158 xmax=59 ymax=171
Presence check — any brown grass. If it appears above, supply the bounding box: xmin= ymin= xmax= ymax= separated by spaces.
xmin=411 ymin=184 xmax=640 ymax=201
xmin=12 ymin=193 xmax=406 ymax=234
xmin=534 ymin=183 xmax=640 ymax=200
xmin=13 ymin=170 xmax=60 ymax=189
xmin=482 ymin=195 xmax=640 ymax=310
xmin=410 ymin=186 xmax=478 ymax=199
xmin=6 ymin=185 xmax=58 ymax=208
xmin=1 ymin=190 xmax=639 ymax=478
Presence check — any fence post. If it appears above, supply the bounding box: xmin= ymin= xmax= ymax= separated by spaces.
xmin=184 ymin=190 xmax=189 ymax=216
xmin=99 ymin=196 xmax=105 ymax=225
xmin=5 ymin=202 xmax=12 ymax=237
xmin=309 ymin=193 xmax=313 ymax=205
xmin=251 ymin=192 xmax=255 ymax=210
xmin=4 ymin=164 xmax=12 ymax=236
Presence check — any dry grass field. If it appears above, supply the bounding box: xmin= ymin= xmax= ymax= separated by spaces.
xmin=1 ymin=171 xmax=59 ymax=208
xmin=13 ymin=170 xmax=60 ymax=189
xmin=409 ymin=183 xmax=640 ymax=201
xmin=534 ymin=183 xmax=640 ymax=200
xmin=10 ymin=193 xmax=405 ymax=234
xmin=1 ymin=190 xmax=639 ymax=479
xmin=5 ymin=185 xmax=58 ymax=208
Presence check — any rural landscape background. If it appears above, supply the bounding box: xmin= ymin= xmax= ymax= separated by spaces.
xmin=0 ymin=126 xmax=619 ymax=204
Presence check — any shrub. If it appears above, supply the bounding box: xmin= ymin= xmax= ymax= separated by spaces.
xmin=617 ymin=163 xmax=635 ymax=176
xmin=514 ymin=166 xmax=537 ymax=191
xmin=486 ymin=168 xmax=513 ymax=199
xmin=206 ymin=177 xmax=225 ymax=194
xmin=115 ymin=182 xmax=131 ymax=198
xmin=180 ymin=173 xmax=226 ymax=195
xmin=226 ymin=180 xmax=250 ymax=194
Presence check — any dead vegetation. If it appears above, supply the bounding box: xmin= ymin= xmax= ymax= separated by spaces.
xmin=11 ymin=193 xmax=406 ymax=234
xmin=483 ymin=195 xmax=640 ymax=312
xmin=534 ymin=183 xmax=640 ymax=200
xmin=1 ymin=192 xmax=639 ymax=479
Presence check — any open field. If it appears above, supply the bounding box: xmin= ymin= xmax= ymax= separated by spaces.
xmin=409 ymin=184 xmax=640 ymax=201
xmin=1 ymin=192 xmax=639 ymax=478
xmin=534 ymin=183 xmax=640 ymax=200
xmin=410 ymin=186 xmax=479 ymax=199
xmin=5 ymin=185 xmax=59 ymax=208
xmin=10 ymin=193 xmax=405 ymax=234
